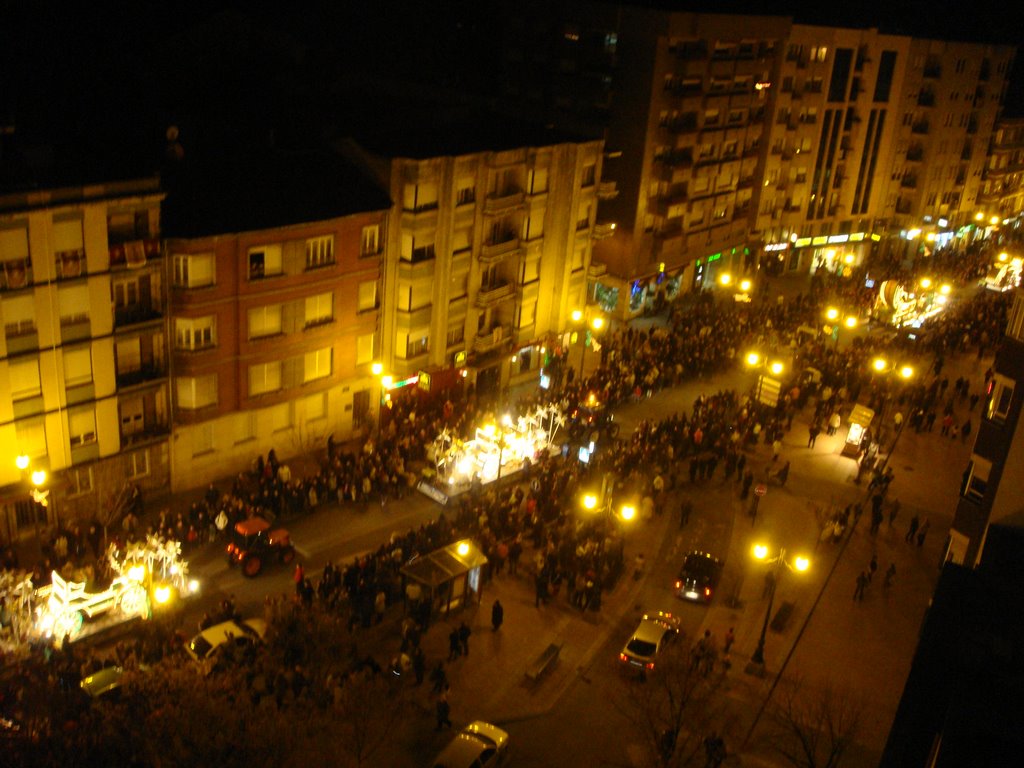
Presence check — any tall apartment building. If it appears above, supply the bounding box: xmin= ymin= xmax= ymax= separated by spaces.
xmin=978 ymin=115 xmax=1024 ymax=226
xmin=0 ymin=176 xmax=169 ymax=541
xmin=946 ymin=288 xmax=1024 ymax=567
xmin=162 ymin=147 xmax=391 ymax=491
xmin=495 ymin=2 xmax=1015 ymax=317
xmin=344 ymin=120 xmax=605 ymax=397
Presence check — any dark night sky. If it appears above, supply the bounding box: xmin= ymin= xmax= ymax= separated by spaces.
xmin=2 ymin=0 xmax=1023 ymax=187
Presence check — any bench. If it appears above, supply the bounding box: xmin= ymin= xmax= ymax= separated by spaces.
xmin=525 ymin=642 xmax=563 ymax=683
xmin=770 ymin=600 xmax=795 ymax=632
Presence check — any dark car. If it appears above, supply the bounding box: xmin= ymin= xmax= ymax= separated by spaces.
xmin=674 ymin=551 xmax=724 ymax=603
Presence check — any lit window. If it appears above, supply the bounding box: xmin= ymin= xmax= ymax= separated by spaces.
xmin=356 ymin=333 xmax=375 ymax=365
xmin=172 ymin=253 xmax=214 ymax=288
xmin=304 ymin=392 xmax=326 ymax=421
xmin=63 ymin=346 xmax=93 ymax=388
xmin=127 ymin=449 xmax=150 ymax=479
xmin=358 ymin=281 xmax=379 ymax=312
xmin=174 ymin=316 xmax=216 ymax=350
xmin=305 ymin=236 xmax=334 ymax=269
xmin=248 ymin=244 xmax=282 ymax=279
xmin=303 ymin=347 xmax=332 ymax=382
xmin=986 ymin=376 xmax=1014 ymax=424
xmin=9 ymin=358 xmax=42 ymax=400
xmin=304 ymin=292 xmax=334 ymax=327
xmin=248 ymin=304 xmax=282 ymax=339
xmin=249 ymin=361 xmax=283 ymax=395
xmin=361 ymin=225 xmax=381 ymax=256
xmin=962 ymin=456 xmax=992 ymax=502
xmin=68 ymin=408 xmax=97 ymax=448
xmin=176 ymin=374 xmax=218 ymax=409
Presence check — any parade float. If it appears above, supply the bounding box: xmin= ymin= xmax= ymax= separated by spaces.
xmin=874 ymin=278 xmax=952 ymax=328
xmin=0 ymin=534 xmax=198 ymax=656
xmin=419 ymin=404 xmax=565 ymax=504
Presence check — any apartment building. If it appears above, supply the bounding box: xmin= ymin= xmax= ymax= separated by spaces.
xmin=0 ymin=176 xmax=168 ymax=540
xmin=495 ymin=2 xmax=1015 ymax=317
xmin=162 ymin=147 xmax=391 ymax=491
xmin=344 ymin=118 xmax=605 ymax=397
xmin=978 ymin=115 xmax=1024 ymax=226
xmin=946 ymin=288 xmax=1024 ymax=567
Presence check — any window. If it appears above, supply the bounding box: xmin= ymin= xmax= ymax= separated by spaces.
xmin=172 ymin=253 xmax=214 ymax=288
xmin=303 ymin=392 xmax=326 ymax=421
xmin=68 ymin=408 xmax=97 ymax=448
xmin=9 ymin=358 xmax=41 ymax=400
xmin=572 ymin=245 xmax=585 ymax=270
xmin=577 ymin=202 xmax=592 ymax=231
xmin=3 ymin=294 xmax=36 ymax=338
xmin=269 ymin=402 xmax=292 ymax=432
xmin=402 ymin=182 xmax=439 ymax=212
xmin=116 ymin=338 xmax=141 ymax=374
xmin=53 ymin=217 xmax=84 ymax=278
xmin=446 ymin=324 xmax=464 ymax=347
xmin=358 ymin=281 xmax=379 ymax=312
xmin=304 ymin=292 xmax=334 ymax=327
xmin=361 ymin=225 xmax=381 ymax=256
xmin=961 ymin=456 xmax=991 ymax=502
xmin=517 ymin=300 xmax=537 ymax=328
xmin=356 ymin=333 xmax=375 ymax=365
xmin=63 ymin=346 xmax=93 ymax=388
xmin=305 ymin=235 xmax=334 ymax=269
xmin=177 ymin=374 xmax=218 ymax=409
xmin=400 ymin=234 xmax=435 ymax=263
xmin=127 ymin=449 xmax=150 ymax=479
xmin=193 ymin=423 xmax=214 ymax=456
xmin=248 ymin=244 xmax=282 ymax=279
xmin=235 ymin=412 xmax=257 ymax=444
xmin=304 ymin=347 xmax=332 ymax=382
xmin=406 ymin=333 xmax=429 ymax=358
xmin=249 ymin=362 xmax=283 ymax=395
xmin=68 ymin=467 xmax=94 ymax=496
xmin=527 ymin=167 xmax=548 ymax=195
xmin=452 ymin=227 xmax=472 ymax=254
xmin=581 ymin=163 xmax=596 ymax=187
xmin=519 ymin=257 xmax=540 ymax=284
xmin=58 ymin=284 xmax=90 ymax=326
xmin=15 ymin=419 xmax=47 ymax=461
xmin=0 ymin=225 xmax=31 ymax=289
xmin=456 ymin=179 xmax=476 ymax=206
xmin=248 ymin=305 xmax=282 ymax=339
xmin=986 ymin=376 xmax=1014 ymax=424
xmin=113 ymin=278 xmax=140 ymax=310
xmin=120 ymin=396 xmax=144 ymax=435
xmin=175 ymin=316 xmax=216 ymax=350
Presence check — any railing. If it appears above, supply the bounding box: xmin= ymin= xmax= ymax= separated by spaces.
xmin=114 ymin=304 xmax=163 ymax=327
xmin=483 ymin=191 xmax=525 ymax=215
xmin=116 ymin=363 xmax=168 ymax=388
xmin=475 ymin=281 xmax=515 ymax=307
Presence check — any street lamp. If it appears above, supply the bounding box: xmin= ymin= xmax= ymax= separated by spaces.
xmin=745 ymin=351 xmax=786 ymax=407
xmin=749 ymin=543 xmax=810 ymax=667
xmin=571 ymin=310 xmax=605 ymax=380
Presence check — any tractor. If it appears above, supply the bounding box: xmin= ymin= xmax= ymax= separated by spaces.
xmin=225 ymin=517 xmax=296 ymax=578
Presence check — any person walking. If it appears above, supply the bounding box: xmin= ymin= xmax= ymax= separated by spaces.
xmin=448 ymin=628 xmax=462 ymax=661
xmin=853 ymin=570 xmax=869 ymax=601
xmin=429 ymin=661 xmax=448 ymax=693
xmin=827 ymin=411 xmax=841 ymax=436
xmin=888 ymin=497 xmax=901 ymax=528
xmin=906 ymin=514 xmax=920 ymax=543
xmin=458 ymin=621 xmax=472 ymax=657
xmin=917 ymin=518 xmax=930 ymax=548
xmin=883 ymin=562 xmax=897 ymax=590
xmin=723 ymin=627 xmax=735 ymax=657
xmin=412 ymin=646 xmax=426 ymax=686
xmin=868 ymin=553 xmax=878 ymax=582
xmin=491 ymin=599 xmax=504 ymax=632
xmin=807 ymin=422 xmax=820 ymax=448
xmin=679 ymin=499 xmax=693 ymax=529
xmin=435 ymin=691 xmax=453 ymax=731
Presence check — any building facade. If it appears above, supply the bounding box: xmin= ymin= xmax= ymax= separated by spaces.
xmin=0 ymin=177 xmax=169 ymax=541
xmin=946 ymin=288 xmax=1024 ymax=567
xmin=163 ymin=149 xmax=391 ymax=491
xmin=352 ymin=134 xmax=606 ymax=398
xmin=978 ymin=115 xmax=1024 ymax=228
xmin=495 ymin=2 xmax=1015 ymax=318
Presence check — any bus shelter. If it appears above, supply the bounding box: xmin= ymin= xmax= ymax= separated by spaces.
xmin=400 ymin=539 xmax=488 ymax=620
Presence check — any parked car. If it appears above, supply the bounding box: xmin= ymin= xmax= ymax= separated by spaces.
xmin=431 ymin=720 xmax=510 ymax=768
xmin=674 ymin=551 xmax=724 ymax=604
xmin=80 ymin=666 xmax=124 ymax=699
xmin=619 ymin=611 xmax=680 ymax=672
xmin=186 ymin=618 xmax=268 ymax=666
xmin=225 ymin=516 xmax=295 ymax=578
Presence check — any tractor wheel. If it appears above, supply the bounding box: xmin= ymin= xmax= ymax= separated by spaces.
xmin=279 ymin=545 xmax=296 ymax=565
xmin=242 ymin=554 xmax=263 ymax=578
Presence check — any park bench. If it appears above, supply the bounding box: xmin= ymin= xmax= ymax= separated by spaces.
xmin=525 ymin=642 xmax=563 ymax=683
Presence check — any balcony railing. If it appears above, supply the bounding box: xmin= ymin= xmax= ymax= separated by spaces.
xmin=116 ymin=363 xmax=168 ymax=388
xmin=475 ymin=280 xmax=515 ymax=307
xmin=109 ymin=238 xmax=160 ymax=269
xmin=114 ymin=304 xmax=163 ymax=328
xmin=596 ymin=181 xmax=618 ymax=200
xmin=911 ymin=121 xmax=930 ymax=135
xmin=480 ymin=236 xmax=521 ymax=263
xmin=120 ymin=420 xmax=171 ymax=447
xmin=473 ymin=323 xmax=512 ymax=353
xmin=483 ymin=190 xmax=525 ymax=216
xmin=0 ymin=258 xmax=33 ymax=291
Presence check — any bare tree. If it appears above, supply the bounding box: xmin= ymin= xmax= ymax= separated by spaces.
xmin=761 ymin=676 xmax=863 ymax=768
xmin=612 ymin=634 xmax=730 ymax=767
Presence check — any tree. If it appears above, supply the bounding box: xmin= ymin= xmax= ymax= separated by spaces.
xmin=761 ymin=676 xmax=863 ymax=768
xmin=612 ymin=632 xmax=730 ymax=767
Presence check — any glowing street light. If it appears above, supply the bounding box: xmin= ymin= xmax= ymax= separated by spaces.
xmin=825 ymin=307 xmax=839 ymax=322
xmin=571 ymin=308 xmax=584 ymax=323
xmin=15 ymin=454 xmax=29 ymax=471
xmin=975 ymin=212 xmax=985 ymax=221
xmin=939 ymin=283 xmax=952 ymax=295
xmin=582 ymin=493 xmax=599 ymax=511
xmin=370 ymin=361 xmax=383 ymax=376
xmin=31 ymin=470 xmax=47 ymax=486
xmin=739 ymin=278 xmax=752 ymax=292
xmin=769 ymin=360 xmax=785 ymax=376
xmin=719 ymin=272 xmax=733 ymax=286
xmin=844 ymin=316 xmax=858 ymax=329
xmin=873 ymin=357 xmax=888 ymax=373
xmin=919 ymin=277 xmax=932 ymax=290
xmin=620 ymin=504 xmax=637 ymax=521
xmin=457 ymin=541 xmax=471 ymax=557
xmin=750 ymin=544 xmax=811 ymax=667
xmin=745 ymin=351 xmax=762 ymax=367
xmin=899 ymin=365 xmax=915 ymax=380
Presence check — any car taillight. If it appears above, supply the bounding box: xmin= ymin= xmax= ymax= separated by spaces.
xmin=704 ymin=587 xmax=712 ymax=597
xmin=675 ymin=580 xmax=682 ymax=589
xmin=619 ymin=653 xmax=628 ymax=662
xmin=646 ymin=662 xmax=655 ymax=670
xmin=226 ymin=544 xmax=234 ymax=554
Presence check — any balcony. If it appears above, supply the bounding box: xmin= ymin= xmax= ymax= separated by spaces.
xmin=900 ymin=175 xmax=918 ymax=189
xmin=669 ymin=42 xmax=707 ymax=61
xmin=592 ymin=222 xmax=617 ymax=240
xmin=911 ymin=121 xmax=930 ymax=135
xmin=114 ymin=303 xmax=163 ymax=328
xmin=895 ymin=199 xmax=912 ymax=214
xmin=475 ymin=280 xmax=515 ymax=307
xmin=480 ymin=236 xmax=522 ymax=264
xmin=116 ymin=362 xmax=168 ymax=389
xmin=397 ymin=257 xmax=435 ymax=282
xmin=906 ymin=146 xmax=925 ymax=162
xmin=597 ymin=181 xmax=618 ymax=200
xmin=55 ymin=249 xmax=85 ymax=280
xmin=108 ymin=238 xmax=160 ymax=269
xmin=483 ymin=190 xmax=525 ymax=216
xmin=0 ymin=258 xmax=33 ymax=291
xmin=656 ymin=148 xmax=694 ymax=168
xmin=474 ymin=323 xmax=512 ymax=353
xmin=923 ymin=63 xmax=942 ymax=79
xmin=664 ymin=114 xmax=698 ymax=133
xmin=966 ymin=118 xmax=978 ymax=135
xmin=917 ymin=90 xmax=936 ymax=107
xmin=120 ymin=418 xmax=171 ymax=447
xmin=666 ymin=81 xmax=703 ymax=99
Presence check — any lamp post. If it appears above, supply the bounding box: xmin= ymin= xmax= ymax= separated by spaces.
xmin=371 ymin=362 xmax=392 ymax=436
xmin=744 ymin=351 xmax=786 ymax=408
xmin=824 ymin=306 xmax=858 ymax=347
xmin=749 ymin=543 xmax=810 ymax=668
xmin=16 ymin=454 xmax=50 ymax=533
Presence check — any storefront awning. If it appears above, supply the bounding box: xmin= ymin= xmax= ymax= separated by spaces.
xmin=400 ymin=539 xmax=489 ymax=590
